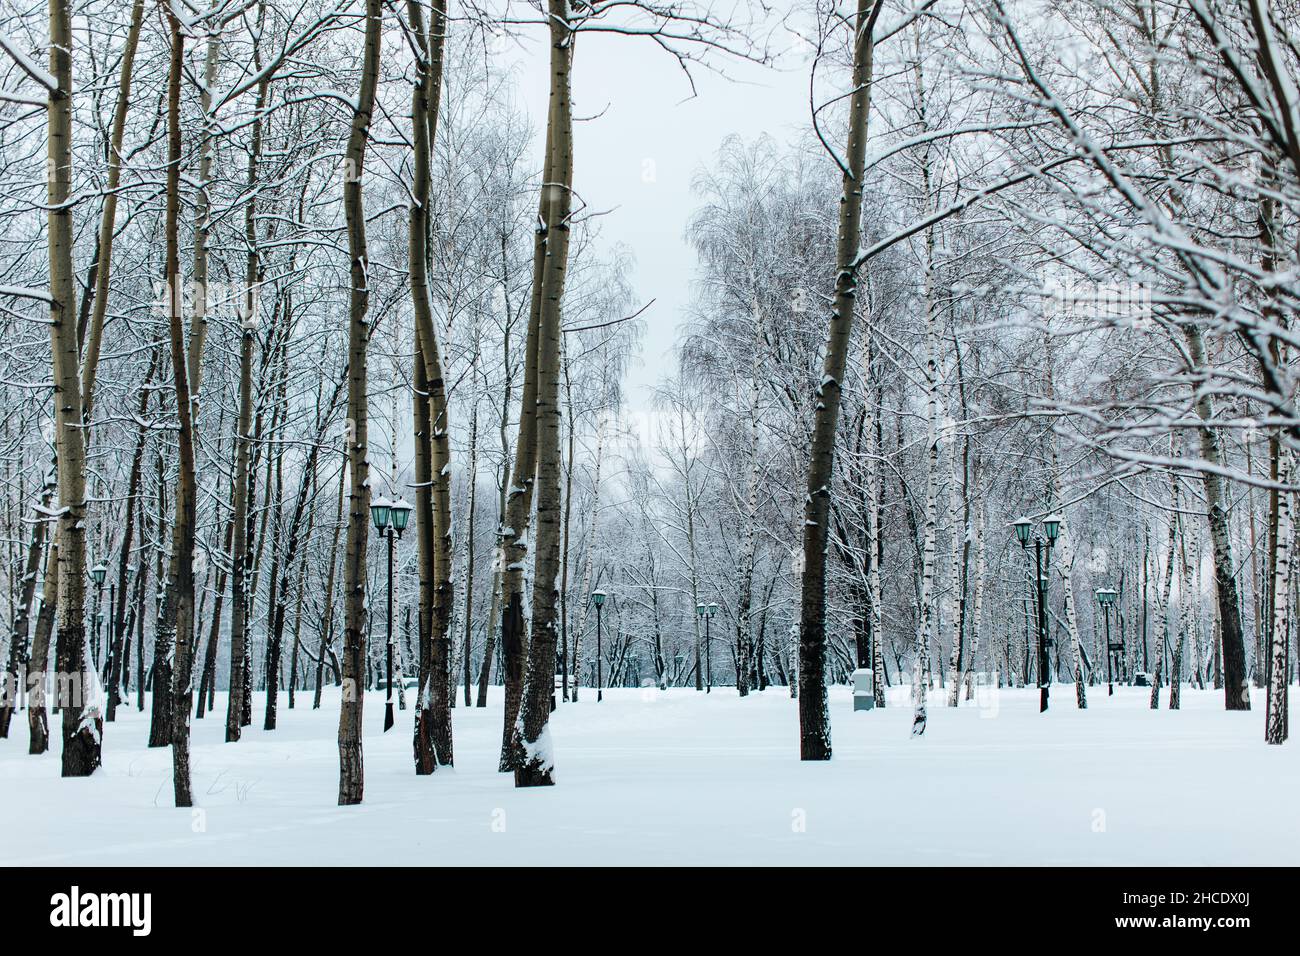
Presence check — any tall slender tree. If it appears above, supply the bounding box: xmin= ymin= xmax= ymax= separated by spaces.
xmin=337 ymin=0 xmax=383 ymax=806
xmin=798 ymin=0 xmax=882 ymax=759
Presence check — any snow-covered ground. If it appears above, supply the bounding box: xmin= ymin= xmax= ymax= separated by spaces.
xmin=1 ymin=683 xmax=1293 ymax=865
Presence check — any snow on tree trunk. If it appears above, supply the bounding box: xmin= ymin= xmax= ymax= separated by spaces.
xmin=945 ymin=423 xmax=965 ymax=708
xmin=866 ymin=354 xmax=885 ymax=708
xmin=161 ymin=7 xmax=200 ymax=806
xmin=336 ymin=0 xmax=382 ymax=805
xmin=1265 ymin=449 xmax=1291 ymax=744
xmin=513 ymin=0 xmax=574 ymax=788
xmin=913 ymin=399 xmax=938 ymax=737
xmin=1055 ymin=523 xmax=1088 ymax=710
xmin=1150 ymin=466 xmax=1179 ymax=710
xmin=963 ymin=459 xmax=985 ymax=700
xmin=47 ymin=0 xmax=99 ymax=777
xmin=408 ymin=0 xmax=454 ymax=774
xmin=735 ymin=355 xmax=760 ymax=698
xmin=798 ymin=0 xmax=880 ymax=760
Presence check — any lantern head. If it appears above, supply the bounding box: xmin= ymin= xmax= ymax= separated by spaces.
xmin=370 ymin=497 xmax=392 ymax=532
xmin=1012 ymin=516 xmax=1033 ymax=547
xmin=390 ymin=498 xmax=412 ymax=535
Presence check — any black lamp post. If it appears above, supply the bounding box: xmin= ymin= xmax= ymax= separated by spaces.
xmin=1013 ymin=514 xmax=1061 ymax=713
xmin=90 ymin=561 xmax=107 ymax=671
xmin=696 ymin=603 xmax=706 ymax=692
xmin=699 ymin=601 xmax=717 ymax=693
xmin=371 ymin=497 xmax=411 ymax=732
xmin=591 ymin=589 xmax=606 ymax=702
xmin=1096 ymin=587 xmax=1118 ymax=696
xmin=107 ymin=579 xmax=116 ymax=682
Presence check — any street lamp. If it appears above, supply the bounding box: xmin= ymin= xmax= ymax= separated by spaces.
xmin=1012 ymin=515 xmax=1059 ymax=713
xmin=370 ymin=497 xmax=406 ymax=732
xmin=701 ymin=601 xmax=718 ymax=693
xmin=695 ymin=603 xmax=707 ymax=692
xmin=591 ymin=589 xmax=606 ymax=702
xmin=90 ymin=562 xmax=107 ymax=671
xmin=1096 ymin=587 xmax=1119 ymax=696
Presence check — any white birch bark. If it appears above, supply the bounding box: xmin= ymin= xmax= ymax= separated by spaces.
xmin=964 ymin=458 xmax=985 ymax=700
xmin=1055 ymin=522 xmax=1088 ymax=709
xmin=913 ymin=350 xmax=939 ymax=736
xmin=866 ymin=362 xmax=885 ymax=708
xmin=945 ymin=421 xmax=965 ymax=707
xmin=1150 ymin=466 xmax=1180 ymax=709
xmin=1265 ymin=449 xmax=1291 ymax=743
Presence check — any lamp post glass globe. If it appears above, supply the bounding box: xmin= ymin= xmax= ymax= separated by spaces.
xmin=389 ymin=497 xmax=412 ymax=534
xmin=591 ymin=589 xmax=606 ymax=608
xmin=91 ymin=562 xmax=108 ymax=587
xmin=370 ymin=497 xmax=392 ymax=532
xmin=1012 ymin=516 xmax=1032 ymax=547
xmin=695 ymin=603 xmax=705 ymax=616
xmin=1043 ymin=514 xmax=1063 ymax=543
xmin=706 ymin=602 xmax=718 ymax=617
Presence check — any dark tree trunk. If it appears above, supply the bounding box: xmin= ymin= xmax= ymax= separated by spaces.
xmin=797 ymin=0 xmax=881 ymax=760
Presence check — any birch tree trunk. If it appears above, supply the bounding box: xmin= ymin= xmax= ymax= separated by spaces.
xmin=1137 ymin=13 xmax=1253 ymax=710
xmin=1170 ymin=526 xmax=1193 ymax=710
xmin=161 ymin=5 xmax=199 ymax=807
xmin=735 ymin=365 xmax=760 ymax=697
xmin=798 ymin=0 xmax=881 ymax=760
xmin=559 ymin=354 xmax=575 ymax=700
xmin=48 ymin=0 xmax=99 ymax=776
xmin=1055 ymin=522 xmax=1088 ymax=709
xmin=337 ymin=0 xmax=382 ymax=805
xmin=944 ymin=429 xmax=965 ymax=707
xmin=964 ymin=470 xmax=985 ymax=698
xmin=1150 ymin=468 xmax=1179 ymax=709
xmin=867 ymin=371 xmax=885 ymax=707
xmin=413 ymin=336 xmax=436 ymax=726
xmin=912 ymin=380 xmax=939 ymax=737
xmin=1181 ymin=323 xmax=1251 ymax=710
xmin=409 ymin=0 xmax=453 ymax=774
xmin=496 ymin=117 xmax=551 ymax=769
xmin=1265 ymin=451 xmax=1291 ymax=743
xmin=462 ymin=383 xmax=478 ymax=708
xmin=911 ymin=61 xmax=941 ymax=733
xmin=224 ymin=48 xmax=269 ymax=743
xmin=684 ymin=442 xmax=704 ymax=692
xmin=513 ymin=0 xmax=575 ymax=788
xmin=28 ymin=539 xmax=58 ymax=754
xmin=148 ymin=19 xmax=222 ymax=752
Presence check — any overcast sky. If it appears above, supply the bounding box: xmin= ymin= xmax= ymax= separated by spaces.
xmin=506 ymin=14 xmax=813 ymax=417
